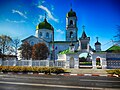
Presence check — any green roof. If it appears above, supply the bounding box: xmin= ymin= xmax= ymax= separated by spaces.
xmin=36 ymin=19 xmax=54 ymax=30
xmin=106 ymin=45 xmax=120 ymax=52
xmin=59 ymin=49 xmax=78 ymax=54
xmin=66 ymin=9 xmax=76 ymax=17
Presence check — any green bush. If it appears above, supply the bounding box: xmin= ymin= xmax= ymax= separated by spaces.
xmin=79 ymin=62 xmax=92 ymax=65
xmin=106 ymin=69 xmax=120 ymax=75
xmin=0 ymin=66 xmax=66 ymax=74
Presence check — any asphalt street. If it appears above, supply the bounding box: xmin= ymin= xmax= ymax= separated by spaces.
xmin=0 ymin=74 xmax=120 ymax=90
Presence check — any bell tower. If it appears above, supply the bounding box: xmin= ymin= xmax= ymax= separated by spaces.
xmin=66 ymin=7 xmax=78 ymax=41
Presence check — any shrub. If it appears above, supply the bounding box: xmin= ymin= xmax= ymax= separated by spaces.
xmin=106 ymin=69 xmax=120 ymax=75
xmin=0 ymin=66 xmax=66 ymax=74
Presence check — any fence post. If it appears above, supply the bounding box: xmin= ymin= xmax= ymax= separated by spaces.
xmin=47 ymin=60 xmax=49 ymax=67
xmin=0 ymin=59 xmax=2 ymax=66
xmin=29 ymin=60 xmax=32 ymax=66
xmin=13 ymin=59 xmax=16 ymax=66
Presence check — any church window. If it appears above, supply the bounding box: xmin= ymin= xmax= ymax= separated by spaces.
xmin=70 ymin=31 xmax=73 ymax=38
xmin=81 ymin=43 xmax=87 ymax=49
xmin=46 ymin=32 xmax=49 ymax=38
xmin=70 ymin=20 xmax=73 ymax=25
xmin=39 ymin=32 xmax=42 ymax=37
xmin=31 ymin=42 xmax=34 ymax=46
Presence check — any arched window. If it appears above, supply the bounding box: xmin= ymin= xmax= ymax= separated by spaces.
xmin=70 ymin=31 xmax=73 ymax=38
xmin=70 ymin=20 xmax=73 ymax=25
xmin=31 ymin=42 xmax=34 ymax=46
xmin=46 ymin=32 xmax=49 ymax=38
xmin=39 ymin=32 xmax=42 ymax=38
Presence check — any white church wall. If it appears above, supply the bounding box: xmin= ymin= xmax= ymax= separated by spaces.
xmin=36 ymin=29 xmax=53 ymax=42
xmin=57 ymin=54 xmax=66 ymax=61
xmin=106 ymin=53 xmax=120 ymax=69
xmin=52 ymin=42 xmax=78 ymax=59
xmin=92 ymin=53 xmax=107 ymax=69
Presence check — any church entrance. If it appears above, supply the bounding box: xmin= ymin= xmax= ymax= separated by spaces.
xmin=79 ymin=53 xmax=92 ymax=68
xmin=96 ymin=57 xmax=102 ymax=69
xmin=69 ymin=57 xmax=74 ymax=68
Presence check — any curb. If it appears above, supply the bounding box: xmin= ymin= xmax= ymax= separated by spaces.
xmin=60 ymin=73 xmax=119 ymax=77
xmin=0 ymin=72 xmax=119 ymax=77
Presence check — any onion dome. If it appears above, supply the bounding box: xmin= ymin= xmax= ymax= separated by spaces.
xmin=95 ymin=37 xmax=101 ymax=45
xmin=66 ymin=8 xmax=76 ymax=17
xmin=36 ymin=18 xmax=54 ymax=31
xmin=95 ymin=41 xmax=101 ymax=45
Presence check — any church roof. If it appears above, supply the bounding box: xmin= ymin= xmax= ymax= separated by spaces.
xmin=81 ymin=31 xmax=87 ymax=38
xmin=66 ymin=8 xmax=76 ymax=17
xmin=36 ymin=18 xmax=54 ymax=31
xmin=106 ymin=45 xmax=120 ymax=52
xmin=22 ymin=35 xmax=48 ymax=43
xmin=95 ymin=41 xmax=101 ymax=45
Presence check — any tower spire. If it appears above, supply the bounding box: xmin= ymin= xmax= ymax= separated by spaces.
xmin=96 ymin=37 xmax=98 ymax=42
xmin=82 ymin=25 xmax=85 ymax=31
xmin=81 ymin=25 xmax=87 ymax=38
xmin=44 ymin=13 xmax=47 ymax=21
xmin=70 ymin=3 xmax=72 ymax=11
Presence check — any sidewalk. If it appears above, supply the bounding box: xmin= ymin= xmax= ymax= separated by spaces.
xmin=67 ymin=69 xmax=107 ymax=74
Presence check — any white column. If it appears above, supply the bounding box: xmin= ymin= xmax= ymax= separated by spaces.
xmin=101 ymin=58 xmax=107 ymax=69
xmin=92 ymin=58 xmax=97 ymax=69
xmin=87 ymin=43 xmax=89 ymax=52
xmin=74 ymin=58 xmax=79 ymax=69
xmin=65 ymin=60 xmax=69 ymax=68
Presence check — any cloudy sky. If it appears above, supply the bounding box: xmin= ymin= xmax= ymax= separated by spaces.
xmin=0 ymin=0 xmax=120 ymax=50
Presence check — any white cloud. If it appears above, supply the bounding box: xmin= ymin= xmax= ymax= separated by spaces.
xmin=6 ymin=19 xmax=25 ymax=23
xmin=38 ymin=15 xmax=44 ymax=22
xmin=41 ymin=0 xmax=45 ymax=3
xmin=12 ymin=9 xmax=27 ymax=19
xmin=56 ymin=29 xmax=64 ymax=34
xmin=51 ymin=5 xmax=54 ymax=10
xmin=37 ymin=5 xmax=59 ymax=23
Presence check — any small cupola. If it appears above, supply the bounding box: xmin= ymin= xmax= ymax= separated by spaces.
xmin=95 ymin=37 xmax=101 ymax=52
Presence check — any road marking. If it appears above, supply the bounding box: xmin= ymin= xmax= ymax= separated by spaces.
xmin=0 ymin=81 xmax=103 ymax=90
xmin=80 ymin=79 xmax=120 ymax=83
xmin=0 ymin=76 xmax=59 ymax=80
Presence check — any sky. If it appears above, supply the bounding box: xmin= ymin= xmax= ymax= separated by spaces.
xmin=0 ymin=0 xmax=120 ymax=51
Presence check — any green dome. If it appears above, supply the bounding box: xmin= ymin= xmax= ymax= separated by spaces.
xmin=66 ymin=9 xmax=76 ymax=17
xmin=36 ymin=19 xmax=54 ymax=30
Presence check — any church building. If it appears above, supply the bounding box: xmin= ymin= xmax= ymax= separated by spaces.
xmin=21 ymin=8 xmax=120 ymax=69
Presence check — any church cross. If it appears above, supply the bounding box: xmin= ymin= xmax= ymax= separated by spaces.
xmin=82 ymin=25 xmax=85 ymax=31
xmin=45 ymin=13 xmax=47 ymax=19
xmin=96 ymin=37 xmax=98 ymax=42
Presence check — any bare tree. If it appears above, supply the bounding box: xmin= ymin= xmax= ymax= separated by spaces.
xmin=0 ymin=35 xmax=12 ymax=55
xmin=12 ymin=38 xmax=20 ymax=59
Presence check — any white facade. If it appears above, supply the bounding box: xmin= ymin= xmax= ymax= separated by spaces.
xmin=19 ymin=8 xmax=120 ymax=69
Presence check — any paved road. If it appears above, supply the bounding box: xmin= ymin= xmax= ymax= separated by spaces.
xmin=0 ymin=74 xmax=120 ymax=90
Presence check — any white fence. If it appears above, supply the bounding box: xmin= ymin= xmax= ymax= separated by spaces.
xmin=0 ymin=60 xmax=66 ymax=68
